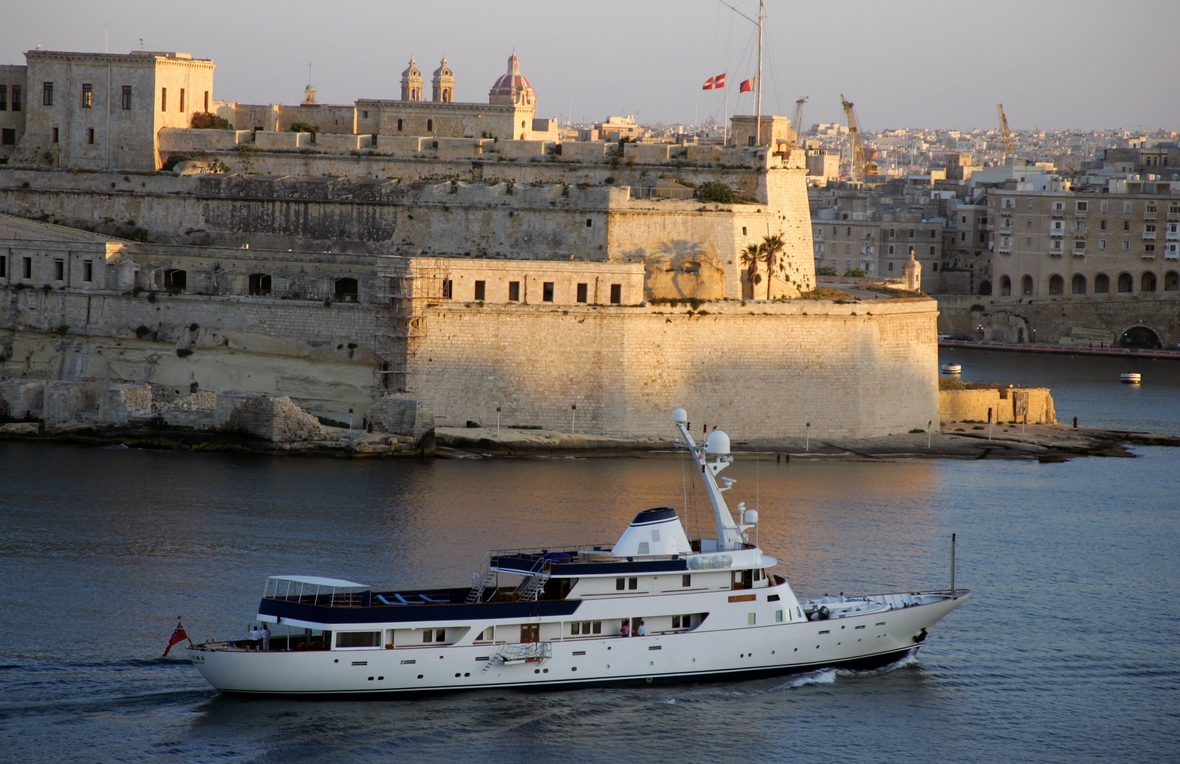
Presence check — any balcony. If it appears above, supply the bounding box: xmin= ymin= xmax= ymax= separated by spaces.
xmin=1142 ymin=231 xmax=1156 ymax=240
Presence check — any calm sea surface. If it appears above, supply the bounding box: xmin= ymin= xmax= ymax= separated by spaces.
xmin=1 ymin=349 xmax=1178 ymax=763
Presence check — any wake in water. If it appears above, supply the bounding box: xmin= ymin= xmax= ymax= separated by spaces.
xmin=770 ymin=651 xmax=922 ymax=692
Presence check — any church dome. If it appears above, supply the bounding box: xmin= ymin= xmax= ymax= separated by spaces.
xmin=488 ymin=52 xmax=535 ymax=106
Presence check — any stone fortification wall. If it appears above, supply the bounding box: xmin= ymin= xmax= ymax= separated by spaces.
xmin=408 ymin=298 xmax=939 ymax=439
xmin=0 ymin=165 xmax=815 ymax=301
xmin=939 ymin=388 xmax=1056 ymax=425
xmin=937 ymin=294 xmax=1180 ymax=347
xmin=0 ymin=290 xmax=376 ymax=420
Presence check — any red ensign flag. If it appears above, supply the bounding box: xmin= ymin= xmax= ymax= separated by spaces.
xmin=702 ymin=73 xmax=727 ymax=90
xmin=739 ymin=77 xmax=754 ymax=93
xmin=163 ymin=619 xmax=190 ymax=657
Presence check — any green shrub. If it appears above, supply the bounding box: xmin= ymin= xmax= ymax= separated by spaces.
xmin=191 ymin=112 xmax=233 ymax=130
xmin=815 ymin=266 xmax=838 ymax=276
xmin=289 ymin=121 xmax=320 ymax=135
xmin=695 ymin=181 xmax=736 ymax=203
xmin=843 ymin=268 xmax=866 ymax=278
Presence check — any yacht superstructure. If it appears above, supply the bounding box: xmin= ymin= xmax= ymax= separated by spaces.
xmin=186 ymin=409 xmax=968 ymax=695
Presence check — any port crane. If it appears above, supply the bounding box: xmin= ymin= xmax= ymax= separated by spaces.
xmin=792 ymin=97 xmax=808 ymax=146
xmin=840 ymin=94 xmax=876 ymax=181
xmin=996 ymin=103 xmax=1015 ymax=157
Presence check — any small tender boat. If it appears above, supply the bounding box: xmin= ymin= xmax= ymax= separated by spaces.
xmin=185 ymin=408 xmax=969 ymax=696
xmin=1120 ymin=372 xmax=1141 ymax=384
xmin=940 ymin=363 xmax=962 ymax=375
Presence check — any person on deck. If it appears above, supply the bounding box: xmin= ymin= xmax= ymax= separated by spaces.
xmin=620 ymin=620 xmax=630 ymax=638
xmin=249 ymin=625 xmax=261 ymax=650
xmin=636 ymin=619 xmax=646 ymax=637
xmin=260 ymin=624 xmax=271 ymax=650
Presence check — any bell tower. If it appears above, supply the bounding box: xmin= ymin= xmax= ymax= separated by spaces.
xmin=401 ymin=57 xmax=423 ymax=102
xmin=432 ymin=57 xmax=454 ymax=103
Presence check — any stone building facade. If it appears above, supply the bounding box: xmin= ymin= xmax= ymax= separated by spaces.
xmin=8 ymin=50 xmax=214 ymax=171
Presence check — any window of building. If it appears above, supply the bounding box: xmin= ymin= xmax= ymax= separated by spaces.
xmin=42 ymin=82 xmax=53 ymax=106
xmin=397 ymin=118 xmax=403 ymax=131
xmin=847 ymin=227 xmax=852 ymax=236
xmin=887 ymin=262 xmax=893 ymax=272
xmin=0 ymin=255 xmax=6 ymax=279
xmin=23 ymin=256 xmax=32 ymax=279
xmin=52 ymin=127 xmax=59 ymax=143
xmin=540 ymin=281 xmax=554 ymax=302
xmin=161 ymin=87 xmax=167 ymax=111
xmin=1122 ymin=240 xmax=1130 ymax=251
xmin=888 ymin=244 xmax=895 ymax=255
xmin=929 ymin=245 xmax=936 ymax=256
xmin=53 ymin=259 xmax=64 ymax=281
xmin=1170 ymin=204 xmax=1180 ymax=216
xmin=121 ymin=86 xmax=132 ymax=110
xmin=1123 ymin=221 xmax=1130 ymax=231
xmin=426 ymin=118 xmax=433 ymax=131
xmin=1117 ymin=272 xmax=1133 ymax=292
xmin=1048 ymin=275 xmax=1063 ymax=294
xmin=609 ymin=283 xmax=622 ymax=304
xmin=164 ymin=269 xmax=187 ymax=291
xmin=474 ymin=280 xmax=486 ymax=300
xmin=933 ymin=263 xmax=939 ymax=272
xmin=1 ymin=128 xmax=14 ymax=146
xmin=86 ymin=128 xmax=95 ymax=144
xmin=1075 ymin=220 xmax=1086 ymax=232
xmin=960 ymin=232 xmax=967 ymax=242
xmin=742 ymin=226 xmax=747 ymax=236
xmin=1101 ymin=200 xmax=1109 ymax=213
xmin=576 ymin=283 xmax=588 ymax=303
xmin=1071 ymin=274 xmax=1086 ymax=295
xmin=204 ymin=91 xmax=209 ymax=112
xmin=1124 ymin=201 xmax=1133 ymax=214
xmin=1100 ymin=220 xmax=1107 ymax=230
xmin=1146 ymin=203 xmax=1157 ymax=215
xmin=1076 ymin=201 xmax=1088 ymax=212
xmin=11 ymin=85 xmax=20 ymax=111
xmin=1021 ymin=275 xmax=1034 ymax=296
xmin=441 ymin=279 xmax=453 ymax=299
xmin=179 ymin=88 xmax=185 ymax=112
xmin=1099 ymin=239 xmax=1106 ymax=250
xmin=1053 ymin=201 xmax=1064 ymax=212
xmin=1002 ymin=198 xmax=1013 ymax=209
xmin=248 ymin=273 xmax=272 ymax=296
xmin=334 ymin=277 xmax=358 ymax=301
xmin=586 ymin=218 xmax=593 ymax=228
xmin=1145 ymin=244 xmax=1155 ymax=254
xmin=1000 ymin=275 xmax=1011 ymax=295
xmin=1094 ymin=273 xmax=1110 ymax=293
xmin=508 ymin=281 xmax=520 ymax=301
xmin=0 ymin=84 xmax=6 ymax=110
xmin=81 ymin=83 xmax=92 ymax=108
xmin=930 ymin=229 xmax=937 ymax=238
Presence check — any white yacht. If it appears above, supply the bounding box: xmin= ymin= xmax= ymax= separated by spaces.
xmin=186 ymin=409 xmax=969 ymax=695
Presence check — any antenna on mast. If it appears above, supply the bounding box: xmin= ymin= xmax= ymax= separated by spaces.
xmin=755 ymin=0 xmax=764 ymax=147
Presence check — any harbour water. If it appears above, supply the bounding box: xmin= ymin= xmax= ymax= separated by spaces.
xmin=1 ymin=349 xmax=1177 ymax=762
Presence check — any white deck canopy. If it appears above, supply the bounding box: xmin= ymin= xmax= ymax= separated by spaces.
xmin=267 ymin=576 xmax=368 ymax=588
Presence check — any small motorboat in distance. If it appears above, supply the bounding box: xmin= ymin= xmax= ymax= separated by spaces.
xmin=184 ymin=408 xmax=969 ymax=696
xmin=940 ymin=363 xmax=962 ymax=375
xmin=1120 ymin=372 xmax=1142 ymax=384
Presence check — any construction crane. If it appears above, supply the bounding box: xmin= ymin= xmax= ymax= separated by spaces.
xmin=840 ymin=94 xmax=876 ymax=181
xmin=997 ymin=103 xmax=1015 ymax=157
xmin=792 ymin=97 xmax=808 ymax=147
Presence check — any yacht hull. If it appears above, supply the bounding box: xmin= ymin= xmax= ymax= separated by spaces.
xmin=187 ymin=592 xmax=966 ymax=696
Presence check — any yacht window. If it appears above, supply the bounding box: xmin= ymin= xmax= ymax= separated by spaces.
xmin=776 ymin=610 xmax=785 ymax=623
xmin=754 ymin=569 xmax=763 ymax=581
xmin=571 ymin=622 xmax=581 ymax=635
xmin=592 ymin=621 xmax=601 ymax=634
xmin=336 ymin=631 xmax=381 ymax=648
xmin=628 ymin=577 xmax=638 ymax=590
xmin=682 ymin=574 xmax=691 ymax=587
xmin=422 ymin=629 xmax=446 ymax=643
xmin=748 ymin=613 xmax=756 ymax=625
xmin=616 ymin=577 xmax=625 ymax=591
xmin=474 ymin=627 xmax=493 ymax=642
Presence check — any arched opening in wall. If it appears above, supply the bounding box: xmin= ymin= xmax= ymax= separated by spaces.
xmin=249 ymin=273 xmax=272 ymax=296
xmin=1071 ymin=274 xmax=1086 ymax=295
xmin=1141 ymin=272 xmax=1157 ymax=292
xmin=334 ymin=277 xmax=359 ymax=302
xmin=1118 ymin=326 xmax=1163 ymax=349
xmin=1117 ymin=272 xmax=1133 ymax=293
xmin=1000 ymin=275 xmax=1011 ymax=296
xmin=1048 ymin=275 xmax=1064 ymax=295
xmin=164 ymin=269 xmax=187 ymax=292
xmin=1165 ymin=271 xmax=1180 ymax=291
xmin=1021 ymin=274 xmax=1033 ymax=296
xmin=978 ymin=280 xmax=992 ymax=296
xmin=426 ymin=119 xmax=433 ymax=132
xmin=1094 ymin=273 xmax=1110 ymax=293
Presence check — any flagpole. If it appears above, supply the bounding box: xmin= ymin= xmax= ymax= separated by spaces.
xmin=755 ymin=0 xmax=764 ymax=147
xmin=724 ymin=79 xmax=729 ymax=146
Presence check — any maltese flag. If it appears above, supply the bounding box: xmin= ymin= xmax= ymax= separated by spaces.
xmin=702 ymin=73 xmax=727 ymax=90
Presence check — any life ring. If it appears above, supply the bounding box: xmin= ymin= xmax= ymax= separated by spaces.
xmin=818 ymin=606 xmax=830 ymax=620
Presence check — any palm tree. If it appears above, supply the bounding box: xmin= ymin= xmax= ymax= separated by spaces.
xmin=741 ymin=243 xmax=763 ymax=299
xmin=760 ymin=234 xmax=786 ymax=299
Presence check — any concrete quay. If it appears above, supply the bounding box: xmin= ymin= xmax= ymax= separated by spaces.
xmin=436 ymin=423 xmax=1179 ymax=462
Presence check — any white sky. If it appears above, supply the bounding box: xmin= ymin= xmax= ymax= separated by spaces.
xmin=4 ymin=0 xmax=1178 ymax=132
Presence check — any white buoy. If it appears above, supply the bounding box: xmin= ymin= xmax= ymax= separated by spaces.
xmin=941 ymin=363 xmax=962 ymax=375
xmin=1120 ymin=372 xmax=1141 ymax=384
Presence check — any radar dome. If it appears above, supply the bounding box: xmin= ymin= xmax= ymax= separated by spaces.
xmin=704 ymin=430 xmax=730 ymax=455
xmin=672 ymin=408 xmax=688 ymax=424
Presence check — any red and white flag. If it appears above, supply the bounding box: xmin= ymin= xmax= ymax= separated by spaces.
xmin=702 ymin=73 xmax=727 ymax=90
xmin=163 ymin=619 xmax=190 ymax=657
xmin=739 ymin=77 xmax=754 ymax=93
